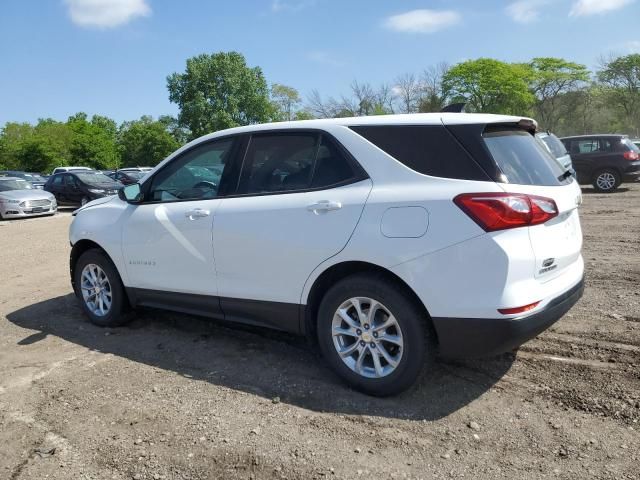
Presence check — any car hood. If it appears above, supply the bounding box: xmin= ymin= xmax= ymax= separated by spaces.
xmin=73 ymin=195 xmax=117 ymax=214
xmin=0 ymin=190 xmax=55 ymax=201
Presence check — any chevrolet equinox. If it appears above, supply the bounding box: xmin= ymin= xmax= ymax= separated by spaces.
xmin=69 ymin=113 xmax=585 ymax=396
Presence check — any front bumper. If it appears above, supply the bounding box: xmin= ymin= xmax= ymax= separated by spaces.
xmin=0 ymin=204 xmax=57 ymax=218
xmin=433 ymin=277 xmax=584 ymax=358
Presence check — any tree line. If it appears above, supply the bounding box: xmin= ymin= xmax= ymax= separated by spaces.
xmin=2 ymin=51 xmax=639 ymax=174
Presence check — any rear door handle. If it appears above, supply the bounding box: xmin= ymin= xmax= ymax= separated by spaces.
xmin=185 ymin=208 xmax=210 ymax=220
xmin=307 ymin=200 xmax=342 ymax=214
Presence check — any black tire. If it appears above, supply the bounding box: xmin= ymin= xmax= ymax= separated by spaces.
xmin=592 ymin=169 xmax=621 ymax=193
xmin=317 ymin=273 xmax=434 ymax=396
xmin=74 ymin=248 xmax=131 ymax=327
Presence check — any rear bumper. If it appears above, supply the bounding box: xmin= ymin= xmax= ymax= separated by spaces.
xmin=433 ymin=277 xmax=584 ymax=358
xmin=622 ymin=171 xmax=640 ymax=182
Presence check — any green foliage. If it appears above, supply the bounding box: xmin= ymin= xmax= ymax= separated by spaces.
xmin=597 ymin=54 xmax=640 ymax=134
xmin=442 ymin=58 xmax=535 ymax=115
xmin=67 ymin=113 xmax=119 ymax=170
xmin=528 ymin=57 xmax=590 ymax=131
xmin=167 ymin=51 xmax=276 ymax=140
xmin=118 ymin=116 xmax=180 ymax=167
xmin=271 ymin=84 xmax=302 ymax=121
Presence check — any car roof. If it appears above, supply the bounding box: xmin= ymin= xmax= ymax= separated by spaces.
xmin=0 ymin=176 xmax=25 ymax=181
xmin=181 ymin=113 xmax=533 ymax=151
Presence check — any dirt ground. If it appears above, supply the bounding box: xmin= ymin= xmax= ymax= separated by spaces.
xmin=0 ymin=185 xmax=639 ymax=480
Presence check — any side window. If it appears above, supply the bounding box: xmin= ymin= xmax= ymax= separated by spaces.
xmin=63 ymin=174 xmax=77 ymax=186
xmin=148 ymin=138 xmax=234 ymax=202
xmin=52 ymin=175 xmax=64 ymax=186
xmin=577 ymin=139 xmax=601 ymax=154
xmin=311 ymin=135 xmax=356 ymax=188
xmin=238 ymin=134 xmax=318 ymax=194
xmin=350 ymin=125 xmax=488 ymax=181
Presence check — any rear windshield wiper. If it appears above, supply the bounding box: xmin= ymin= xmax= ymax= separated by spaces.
xmin=557 ymin=169 xmax=573 ymax=181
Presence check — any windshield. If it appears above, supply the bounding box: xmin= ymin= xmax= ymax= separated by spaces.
xmin=0 ymin=179 xmax=33 ymax=191
xmin=75 ymin=172 xmax=117 ymax=186
xmin=483 ymin=127 xmax=569 ymax=186
xmin=540 ymin=133 xmax=568 ymax=158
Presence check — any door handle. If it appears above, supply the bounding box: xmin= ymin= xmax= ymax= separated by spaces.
xmin=307 ymin=200 xmax=342 ymax=215
xmin=185 ymin=208 xmax=210 ymax=220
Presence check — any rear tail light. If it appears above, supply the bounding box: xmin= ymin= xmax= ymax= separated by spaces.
xmin=498 ymin=301 xmax=540 ymax=315
xmin=623 ymin=151 xmax=639 ymax=161
xmin=454 ymin=193 xmax=558 ymax=232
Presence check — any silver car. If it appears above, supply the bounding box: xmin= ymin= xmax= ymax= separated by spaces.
xmin=0 ymin=177 xmax=57 ymax=219
xmin=536 ymin=131 xmax=575 ymax=176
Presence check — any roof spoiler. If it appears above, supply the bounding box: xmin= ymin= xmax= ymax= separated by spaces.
xmin=440 ymin=102 xmax=466 ymax=113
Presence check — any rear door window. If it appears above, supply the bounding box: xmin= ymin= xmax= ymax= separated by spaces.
xmin=236 ymin=133 xmax=361 ymax=195
xmin=483 ymin=127 xmax=568 ymax=186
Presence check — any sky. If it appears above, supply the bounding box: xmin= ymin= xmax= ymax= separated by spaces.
xmin=1 ymin=0 xmax=639 ymax=125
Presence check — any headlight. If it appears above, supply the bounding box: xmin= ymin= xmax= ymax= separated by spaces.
xmin=88 ymin=189 xmax=105 ymax=194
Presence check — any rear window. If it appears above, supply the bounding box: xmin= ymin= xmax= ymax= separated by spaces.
xmin=483 ymin=127 xmax=568 ymax=186
xmin=622 ymin=138 xmax=640 ymax=153
xmin=539 ymin=134 xmax=567 ymax=158
xmin=349 ymin=125 xmax=489 ymax=181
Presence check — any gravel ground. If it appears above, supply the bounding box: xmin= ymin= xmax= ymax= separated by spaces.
xmin=0 ymin=187 xmax=638 ymax=480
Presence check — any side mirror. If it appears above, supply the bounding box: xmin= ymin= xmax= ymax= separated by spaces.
xmin=119 ymin=183 xmax=143 ymax=204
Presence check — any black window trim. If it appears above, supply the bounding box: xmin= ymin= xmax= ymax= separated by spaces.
xmin=225 ymin=128 xmax=369 ymax=199
xmin=136 ymin=128 xmax=369 ymax=205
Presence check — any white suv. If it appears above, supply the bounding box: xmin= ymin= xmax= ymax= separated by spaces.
xmin=69 ymin=113 xmax=584 ymax=396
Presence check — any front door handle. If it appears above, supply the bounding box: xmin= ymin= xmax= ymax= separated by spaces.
xmin=185 ymin=208 xmax=210 ymax=220
xmin=307 ymin=200 xmax=342 ymax=215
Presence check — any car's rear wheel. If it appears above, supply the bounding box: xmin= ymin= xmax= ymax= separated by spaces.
xmin=74 ymin=249 xmax=131 ymax=327
xmin=317 ymin=274 xmax=433 ymax=396
xmin=592 ymin=169 xmax=620 ymax=192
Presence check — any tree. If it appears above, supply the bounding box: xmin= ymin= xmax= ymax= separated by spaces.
xmin=0 ymin=122 xmax=33 ymax=170
xmin=167 ymin=51 xmax=275 ymax=140
xmin=394 ymin=73 xmax=422 ymax=113
xmin=442 ymin=58 xmax=534 ymax=115
xmin=118 ymin=116 xmax=180 ymax=167
xmin=597 ymin=54 xmax=640 ymax=135
xmin=67 ymin=112 xmax=119 ymax=170
xmin=271 ymin=84 xmax=302 ymax=121
xmin=528 ymin=57 xmax=590 ymax=131
xmin=418 ymin=62 xmax=450 ymax=112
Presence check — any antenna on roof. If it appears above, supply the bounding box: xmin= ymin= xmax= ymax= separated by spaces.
xmin=440 ymin=103 xmax=466 ymax=113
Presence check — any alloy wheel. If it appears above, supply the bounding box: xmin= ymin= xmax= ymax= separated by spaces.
xmin=80 ymin=263 xmax=113 ymax=317
xmin=596 ymin=172 xmax=616 ymax=191
xmin=331 ymin=297 xmax=404 ymax=379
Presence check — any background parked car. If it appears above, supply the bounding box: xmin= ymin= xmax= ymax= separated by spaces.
xmin=0 ymin=177 xmax=57 ymax=219
xmin=536 ymin=132 xmax=574 ymax=176
xmin=51 ymin=166 xmax=93 ymax=175
xmin=561 ymin=134 xmax=640 ymax=192
xmin=632 ymin=139 xmax=640 ymax=149
xmin=108 ymin=169 xmax=148 ymax=185
xmin=44 ymin=171 xmax=123 ymax=206
xmin=0 ymin=170 xmax=48 ymax=189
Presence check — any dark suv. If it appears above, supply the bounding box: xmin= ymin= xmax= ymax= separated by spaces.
xmin=561 ymin=135 xmax=640 ymax=192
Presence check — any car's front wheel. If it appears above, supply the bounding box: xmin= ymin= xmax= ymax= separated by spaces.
xmin=593 ymin=169 xmax=621 ymax=192
xmin=317 ymin=274 xmax=434 ymax=396
xmin=74 ymin=249 xmax=131 ymax=327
